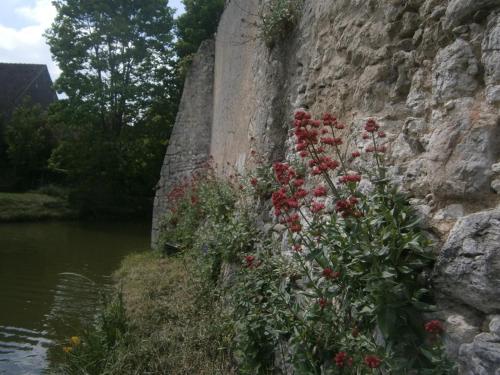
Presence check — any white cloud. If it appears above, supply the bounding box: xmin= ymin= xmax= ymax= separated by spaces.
xmin=0 ymin=0 xmax=60 ymax=80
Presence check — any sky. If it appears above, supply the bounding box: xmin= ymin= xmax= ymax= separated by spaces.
xmin=0 ymin=0 xmax=185 ymax=81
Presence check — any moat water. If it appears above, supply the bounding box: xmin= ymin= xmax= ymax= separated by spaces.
xmin=0 ymin=221 xmax=149 ymax=374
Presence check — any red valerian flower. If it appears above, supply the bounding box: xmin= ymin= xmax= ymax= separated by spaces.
xmin=293 ymin=178 xmax=305 ymax=187
xmin=352 ymin=151 xmax=361 ymax=158
xmin=335 ymin=122 xmax=345 ymax=129
xmin=313 ymin=186 xmax=327 ymax=197
xmin=339 ymin=174 xmax=361 ymax=184
xmin=250 ymin=178 xmax=258 ymax=186
xmin=290 ymin=223 xmax=302 ymax=232
xmin=318 ymin=297 xmax=327 ymax=309
xmin=334 ymin=352 xmax=347 ymax=367
xmin=272 ymin=188 xmax=287 ymax=208
xmin=318 ymin=156 xmax=339 ymax=171
xmin=362 ymin=132 xmax=370 ymax=139
xmin=293 ymin=244 xmax=302 ymax=252
xmin=286 ymin=198 xmax=299 ymax=209
xmin=311 ymin=201 xmax=325 ymax=213
xmin=364 ymin=355 xmax=382 ymax=368
xmin=286 ymin=213 xmax=300 ymax=224
xmin=335 ymin=196 xmax=360 ymax=217
xmin=294 ymin=189 xmax=308 ymax=199
xmin=273 ymin=162 xmax=295 ymax=185
xmin=296 ymin=142 xmax=307 ymax=151
xmin=294 ymin=110 xmax=306 ymax=120
xmin=299 ymin=151 xmax=309 ymax=158
xmin=311 ymin=167 xmax=322 ymax=176
xmin=424 ymin=320 xmax=444 ymax=334
xmin=245 ymin=255 xmax=255 ymax=268
xmin=320 ymin=137 xmax=343 ymax=146
xmin=322 ymin=113 xmax=335 ymax=122
xmin=378 ymin=131 xmax=386 ymax=138
xmin=364 ymin=119 xmax=380 ymax=133
xmin=322 ymin=268 xmax=340 ymax=279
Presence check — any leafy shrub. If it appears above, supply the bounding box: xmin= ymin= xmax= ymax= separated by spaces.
xmin=158 ymin=167 xmax=238 ymax=251
xmin=258 ymin=0 xmax=304 ymax=48
xmin=229 ymin=111 xmax=456 ymax=374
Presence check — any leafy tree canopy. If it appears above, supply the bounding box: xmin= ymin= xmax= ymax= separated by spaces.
xmin=175 ymin=0 xmax=225 ymax=60
xmin=46 ymin=0 xmax=176 ymax=135
xmin=5 ymin=100 xmax=54 ymax=187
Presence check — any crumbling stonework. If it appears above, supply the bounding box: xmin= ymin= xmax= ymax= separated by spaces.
xmin=151 ymin=40 xmax=215 ymax=247
xmin=153 ymin=0 xmax=500 ymax=371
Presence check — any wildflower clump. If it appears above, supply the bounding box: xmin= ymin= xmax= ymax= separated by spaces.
xmin=233 ymin=110 xmax=457 ymax=373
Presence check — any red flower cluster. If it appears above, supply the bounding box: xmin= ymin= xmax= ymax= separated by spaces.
xmin=309 ymin=156 xmax=339 ymax=173
xmin=364 ymin=355 xmax=382 ymax=368
xmin=311 ymin=201 xmax=325 ymax=213
xmin=250 ymin=177 xmax=258 ymax=186
xmin=245 ymin=255 xmax=255 ymax=268
xmin=312 ymin=185 xmax=327 ymax=197
xmin=351 ymin=151 xmax=361 ymax=158
xmin=322 ymin=268 xmax=340 ymax=279
xmin=318 ymin=297 xmax=328 ymax=309
xmin=272 ymin=187 xmax=299 ymax=215
xmin=364 ymin=119 xmax=380 ymax=133
xmin=339 ymin=174 xmax=361 ymax=184
xmin=334 ymin=352 xmax=353 ymax=368
xmin=322 ymin=113 xmax=345 ymax=129
xmin=335 ymin=196 xmax=360 ymax=218
xmin=293 ymin=111 xmax=343 ymax=178
xmin=320 ymin=137 xmax=342 ymax=146
xmin=424 ymin=320 xmax=444 ymax=334
xmin=294 ymin=178 xmax=305 ymax=187
xmin=273 ymin=162 xmax=295 ymax=185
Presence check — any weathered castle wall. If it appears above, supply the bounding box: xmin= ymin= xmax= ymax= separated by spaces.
xmin=151 ymin=40 xmax=215 ymax=246
xmin=154 ymin=0 xmax=500 ymax=371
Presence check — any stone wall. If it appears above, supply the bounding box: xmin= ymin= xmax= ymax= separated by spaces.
xmin=153 ymin=0 xmax=500 ymax=371
xmin=151 ymin=40 xmax=215 ymax=247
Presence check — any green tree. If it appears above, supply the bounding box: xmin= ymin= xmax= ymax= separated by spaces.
xmin=175 ymin=0 xmax=225 ymax=76
xmin=5 ymin=100 xmax=54 ymax=188
xmin=46 ymin=0 xmax=177 ymax=135
xmin=45 ymin=0 xmax=178 ymax=214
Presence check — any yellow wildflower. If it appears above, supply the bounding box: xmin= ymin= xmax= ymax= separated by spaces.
xmin=70 ymin=336 xmax=81 ymax=346
xmin=62 ymin=346 xmax=73 ymax=353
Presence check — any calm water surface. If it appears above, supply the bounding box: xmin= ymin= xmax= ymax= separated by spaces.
xmin=0 ymin=221 xmax=150 ymax=374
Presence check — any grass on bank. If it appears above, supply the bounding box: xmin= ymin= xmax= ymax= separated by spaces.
xmin=0 ymin=192 xmax=76 ymax=222
xmin=56 ymin=251 xmax=235 ymax=375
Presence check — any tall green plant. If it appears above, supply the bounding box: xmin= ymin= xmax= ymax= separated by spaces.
xmin=231 ymin=112 xmax=455 ymax=374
